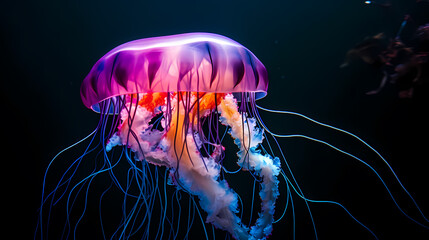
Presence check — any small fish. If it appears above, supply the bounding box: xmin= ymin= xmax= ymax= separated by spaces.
xmin=364 ymin=1 xmax=392 ymax=8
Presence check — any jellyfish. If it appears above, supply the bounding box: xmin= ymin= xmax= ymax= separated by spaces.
xmin=38 ymin=33 xmax=429 ymax=239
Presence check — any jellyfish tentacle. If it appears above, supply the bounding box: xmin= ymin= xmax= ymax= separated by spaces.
xmin=256 ymin=106 xmax=429 ymax=229
xmin=218 ymin=94 xmax=280 ymax=239
xmin=105 ymin=92 xmax=280 ymax=239
xmin=165 ymin=92 xmax=250 ymax=240
xmin=107 ymin=93 xmax=171 ymax=167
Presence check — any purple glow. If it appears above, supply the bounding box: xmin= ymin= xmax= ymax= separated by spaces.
xmin=80 ymin=33 xmax=268 ymax=112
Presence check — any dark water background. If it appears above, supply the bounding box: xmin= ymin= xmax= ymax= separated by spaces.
xmin=2 ymin=0 xmax=429 ymax=239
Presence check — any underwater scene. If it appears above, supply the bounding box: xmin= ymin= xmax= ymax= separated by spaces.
xmin=3 ymin=0 xmax=429 ymax=239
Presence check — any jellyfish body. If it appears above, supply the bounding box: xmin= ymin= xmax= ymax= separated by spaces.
xmin=80 ymin=33 xmax=278 ymax=239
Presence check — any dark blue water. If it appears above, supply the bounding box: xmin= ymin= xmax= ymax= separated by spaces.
xmin=2 ymin=0 xmax=428 ymax=239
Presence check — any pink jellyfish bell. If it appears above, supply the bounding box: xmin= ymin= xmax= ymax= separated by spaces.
xmin=80 ymin=33 xmax=279 ymax=239
xmin=80 ymin=32 xmax=268 ymax=112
